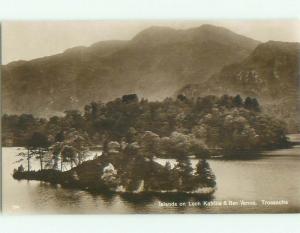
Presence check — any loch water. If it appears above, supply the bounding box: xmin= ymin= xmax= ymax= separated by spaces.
xmin=2 ymin=134 xmax=300 ymax=214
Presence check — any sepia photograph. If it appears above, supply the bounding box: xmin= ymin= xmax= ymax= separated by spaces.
xmin=1 ymin=20 xmax=300 ymax=214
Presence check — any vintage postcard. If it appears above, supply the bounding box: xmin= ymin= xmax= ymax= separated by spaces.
xmin=1 ymin=21 xmax=300 ymax=214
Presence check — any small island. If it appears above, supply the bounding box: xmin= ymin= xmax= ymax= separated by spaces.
xmin=5 ymin=94 xmax=289 ymax=196
xmin=13 ymin=137 xmax=217 ymax=196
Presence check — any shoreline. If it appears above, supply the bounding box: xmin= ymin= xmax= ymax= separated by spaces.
xmin=12 ymin=169 xmax=216 ymax=197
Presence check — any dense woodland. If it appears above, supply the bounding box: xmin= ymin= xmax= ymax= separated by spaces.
xmin=3 ymin=94 xmax=288 ymax=160
xmin=6 ymin=94 xmax=290 ymax=193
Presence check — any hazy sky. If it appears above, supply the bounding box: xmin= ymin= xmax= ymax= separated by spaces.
xmin=2 ymin=20 xmax=300 ymax=64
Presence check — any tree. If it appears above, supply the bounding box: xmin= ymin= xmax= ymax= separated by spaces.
xmin=244 ymin=97 xmax=260 ymax=112
xmin=55 ymin=131 xmax=64 ymax=142
xmin=27 ymin=132 xmax=50 ymax=170
xmin=162 ymin=161 xmax=174 ymax=190
xmin=174 ymin=157 xmax=193 ymax=191
xmin=73 ymin=137 xmax=89 ymax=165
xmin=61 ymin=146 xmax=77 ymax=169
xmin=51 ymin=142 xmax=64 ymax=170
xmin=17 ymin=164 xmax=25 ymax=172
xmin=138 ymin=131 xmax=160 ymax=160
xmin=122 ymin=94 xmax=138 ymax=103
xmin=189 ymin=137 xmax=209 ymax=158
xmin=17 ymin=114 xmax=36 ymax=131
xmin=244 ymin=97 xmax=252 ymax=109
xmin=177 ymin=94 xmax=188 ymax=102
xmin=198 ymin=95 xmax=216 ymax=111
xmin=16 ymin=148 xmax=34 ymax=172
xmin=251 ymin=98 xmax=260 ymax=112
xmin=195 ymin=159 xmax=216 ymax=187
xmin=219 ymin=94 xmax=232 ymax=108
xmin=233 ymin=95 xmax=243 ymax=107
xmin=63 ymin=110 xmax=85 ymax=129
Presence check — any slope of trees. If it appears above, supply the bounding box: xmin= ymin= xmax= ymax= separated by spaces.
xmin=8 ymin=94 xmax=290 ymax=194
xmin=3 ymin=94 xmax=289 ymax=160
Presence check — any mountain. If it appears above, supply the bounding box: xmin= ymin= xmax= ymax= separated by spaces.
xmin=177 ymin=41 xmax=300 ymax=131
xmin=1 ymin=24 xmax=259 ymax=116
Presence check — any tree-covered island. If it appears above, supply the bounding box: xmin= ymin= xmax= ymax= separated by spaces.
xmin=4 ymin=94 xmax=289 ymax=195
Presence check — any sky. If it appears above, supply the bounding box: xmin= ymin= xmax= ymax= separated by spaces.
xmin=2 ymin=20 xmax=300 ymax=64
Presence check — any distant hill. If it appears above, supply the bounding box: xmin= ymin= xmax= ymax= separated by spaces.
xmin=2 ymin=24 xmax=259 ymax=116
xmin=177 ymin=41 xmax=300 ymax=132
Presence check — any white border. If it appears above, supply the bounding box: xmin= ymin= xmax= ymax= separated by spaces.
xmin=0 ymin=0 xmax=300 ymax=233
xmin=0 ymin=0 xmax=300 ymax=20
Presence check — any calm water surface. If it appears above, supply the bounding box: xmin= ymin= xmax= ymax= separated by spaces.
xmin=2 ymin=134 xmax=300 ymax=214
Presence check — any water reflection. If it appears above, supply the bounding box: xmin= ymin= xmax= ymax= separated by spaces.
xmin=90 ymin=192 xmax=116 ymax=207
xmin=2 ymin=140 xmax=300 ymax=214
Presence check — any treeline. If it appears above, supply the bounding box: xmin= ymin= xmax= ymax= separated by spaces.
xmin=13 ymin=141 xmax=217 ymax=193
xmin=2 ymin=94 xmax=289 ymax=159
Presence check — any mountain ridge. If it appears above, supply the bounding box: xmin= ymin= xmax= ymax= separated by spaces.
xmin=177 ymin=40 xmax=300 ymax=131
xmin=2 ymin=24 xmax=260 ymax=116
